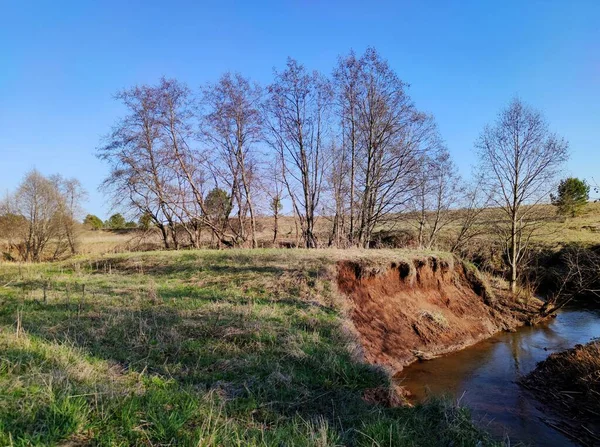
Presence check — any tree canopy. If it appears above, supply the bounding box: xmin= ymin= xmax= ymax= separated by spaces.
xmin=105 ymin=213 xmax=127 ymax=229
xmin=551 ymin=177 xmax=590 ymax=217
xmin=84 ymin=214 xmax=104 ymax=230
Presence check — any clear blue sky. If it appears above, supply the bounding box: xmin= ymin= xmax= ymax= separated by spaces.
xmin=1 ymin=0 xmax=599 ymax=217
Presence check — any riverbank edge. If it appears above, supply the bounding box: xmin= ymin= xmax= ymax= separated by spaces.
xmin=519 ymin=340 xmax=600 ymax=445
xmin=336 ymin=255 xmax=547 ymax=405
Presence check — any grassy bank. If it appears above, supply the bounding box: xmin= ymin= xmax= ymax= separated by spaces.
xmin=0 ymin=250 xmax=497 ymax=446
xmin=520 ymin=340 xmax=600 ymax=445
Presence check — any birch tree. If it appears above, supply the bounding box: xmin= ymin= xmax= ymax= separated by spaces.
xmin=333 ymin=51 xmax=361 ymax=245
xmin=476 ymin=98 xmax=568 ymax=292
xmin=98 ymin=83 xmax=180 ymax=249
xmin=15 ymin=171 xmax=62 ymax=261
xmin=411 ymin=146 xmax=462 ymax=249
xmin=350 ymin=48 xmax=434 ymax=247
xmin=202 ymin=73 xmax=262 ymax=248
xmin=264 ymin=58 xmax=332 ymax=248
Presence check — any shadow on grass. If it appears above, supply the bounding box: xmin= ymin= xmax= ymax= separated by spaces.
xmin=1 ymin=295 xmax=394 ymax=444
xmin=0 ymin=262 xmax=495 ymax=446
xmin=83 ymin=255 xmax=289 ymax=278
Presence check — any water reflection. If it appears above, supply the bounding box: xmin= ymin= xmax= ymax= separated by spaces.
xmin=399 ymin=310 xmax=600 ymax=446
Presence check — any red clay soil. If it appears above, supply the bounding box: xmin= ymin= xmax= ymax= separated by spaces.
xmin=338 ymin=256 xmax=540 ymax=374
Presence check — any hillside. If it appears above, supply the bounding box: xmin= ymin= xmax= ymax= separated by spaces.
xmin=50 ymin=202 xmax=600 ymax=259
xmin=0 ymin=249 xmax=519 ymax=446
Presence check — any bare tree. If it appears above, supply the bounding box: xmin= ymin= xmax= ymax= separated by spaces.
xmin=333 ymin=51 xmax=361 ymax=245
xmin=477 ymin=98 xmax=569 ymax=292
xmin=450 ymin=174 xmax=491 ymax=254
xmin=347 ymin=48 xmax=434 ymax=247
xmin=542 ymin=245 xmax=600 ymax=315
xmin=262 ymin=157 xmax=286 ymax=245
xmin=12 ymin=170 xmax=66 ymax=261
xmin=152 ymin=78 xmax=241 ymax=248
xmin=0 ymin=193 xmax=27 ymax=258
xmin=410 ymin=146 xmax=462 ymax=249
xmin=98 ymin=83 xmax=180 ymax=249
xmin=326 ymin=141 xmax=349 ymax=247
xmin=155 ymin=78 xmax=208 ymax=248
xmin=202 ymin=73 xmax=262 ymax=248
xmin=53 ymin=176 xmax=87 ymax=255
xmin=264 ymin=58 xmax=332 ymax=248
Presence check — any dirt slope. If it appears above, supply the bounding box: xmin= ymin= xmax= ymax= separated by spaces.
xmin=338 ymin=256 xmax=540 ymax=374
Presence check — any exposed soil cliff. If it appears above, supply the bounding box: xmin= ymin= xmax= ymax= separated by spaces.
xmin=338 ymin=255 xmax=541 ymax=374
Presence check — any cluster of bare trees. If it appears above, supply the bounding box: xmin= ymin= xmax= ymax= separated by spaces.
xmin=98 ymin=49 xmax=569 ymax=268
xmin=99 ymin=48 xmax=476 ymax=249
xmin=99 ymin=75 xmax=263 ymax=249
xmin=0 ymin=170 xmax=86 ymax=261
xmin=546 ymin=244 xmax=600 ymax=311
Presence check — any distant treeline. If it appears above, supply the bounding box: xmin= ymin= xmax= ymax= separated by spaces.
xmin=83 ymin=213 xmax=140 ymax=231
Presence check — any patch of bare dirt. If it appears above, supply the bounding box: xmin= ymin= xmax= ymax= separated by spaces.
xmin=362 ymin=383 xmax=411 ymax=408
xmin=337 ymin=256 xmax=542 ymax=374
xmin=520 ymin=341 xmax=600 ymax=446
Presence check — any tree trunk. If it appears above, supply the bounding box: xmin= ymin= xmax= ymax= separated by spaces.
xmin=273 ymin=210 xmax=279 ymax=244
xmin=157 ymin=223 xmax=170 ymax=249
xmin=509 ymin=215 xmax=518 ymax=293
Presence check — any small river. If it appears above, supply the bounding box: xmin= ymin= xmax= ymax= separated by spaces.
xmin=399 ymin=309 xmax=600 ymax=446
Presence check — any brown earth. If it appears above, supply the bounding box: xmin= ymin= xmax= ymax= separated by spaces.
xmin=520 ymin=341 xmax=600 ymax=446
xmin=337 ymin=255 xmax=542 ymax=374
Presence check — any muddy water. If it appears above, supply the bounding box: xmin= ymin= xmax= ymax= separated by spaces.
xmin=399 ymin=309 xmax=600 ymax=446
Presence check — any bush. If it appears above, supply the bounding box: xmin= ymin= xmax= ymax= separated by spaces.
xmin=83 ymin=214 xmax=104 ymax=230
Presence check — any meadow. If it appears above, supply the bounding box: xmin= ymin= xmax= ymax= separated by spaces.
xmin=72 ymin=203 xmax=600 ymax=257
xmin=0 ymin=249 xmax=497 ymax=446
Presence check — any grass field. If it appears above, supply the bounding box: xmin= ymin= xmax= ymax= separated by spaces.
xmin=0 ymin=250 xmax=498 ymax=446
xmin=66 ymin=202 xmax=600 ymax=257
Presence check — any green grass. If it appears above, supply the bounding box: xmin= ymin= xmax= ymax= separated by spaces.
xmin=0 ymin=249 xmax=498 ymax=446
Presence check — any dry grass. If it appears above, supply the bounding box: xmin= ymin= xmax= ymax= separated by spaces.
xmin=78 ymin=202 xmax=600 ymax=253
xmin=3 ymin=202 xmax=600 ymax=261
xmin=418 ymin=310 xmax=450 ymax=329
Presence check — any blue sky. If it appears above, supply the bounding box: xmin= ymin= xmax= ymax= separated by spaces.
xmin=1 ymin=0 xmax=599 ymax=217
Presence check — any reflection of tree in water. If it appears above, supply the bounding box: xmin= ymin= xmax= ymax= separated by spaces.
xmin=507 ymin=318 xmax=573 ymax=377
xmin=399 ymin=338 xmax=501 ymax=402
xmin=507 ymin=326 xmax=542 ymax=375
xmin=508 ymin=331 xmax=523 ymax=375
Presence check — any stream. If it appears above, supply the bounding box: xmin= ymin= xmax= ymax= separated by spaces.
xmin=399 ymin=309 xmax=600 ymax=446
